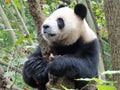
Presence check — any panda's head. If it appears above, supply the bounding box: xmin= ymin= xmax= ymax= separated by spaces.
xmin=41 ymin=4 xmax=97 ymax=46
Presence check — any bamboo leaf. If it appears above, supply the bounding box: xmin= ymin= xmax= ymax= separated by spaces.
xmin=13 ymin=0 xmax=22 ymax=9
xmin=96 ymin=84 xmax=116 ymax=90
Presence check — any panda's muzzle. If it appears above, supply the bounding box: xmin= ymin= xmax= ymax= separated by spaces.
xmin=42 ymin=25 xmax=56 ymax=37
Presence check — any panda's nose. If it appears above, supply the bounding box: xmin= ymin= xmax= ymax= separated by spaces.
xmin=43 ymin=25 xmax=50 ymax=29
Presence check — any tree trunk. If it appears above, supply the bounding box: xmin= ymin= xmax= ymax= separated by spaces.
xmin=104 ymin=0 xmax=120 ymax=90
xmin=27 ymin=0 xmax=47 ymax=52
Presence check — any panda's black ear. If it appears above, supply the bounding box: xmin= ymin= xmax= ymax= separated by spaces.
xmin=57 ymin=4 xmax=67 ymax=9
xmin=74 ymin=4 xmax=87 ymax=20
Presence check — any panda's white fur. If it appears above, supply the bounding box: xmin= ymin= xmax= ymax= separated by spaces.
xmin=41 ymin=7 xmax=97 ymax=45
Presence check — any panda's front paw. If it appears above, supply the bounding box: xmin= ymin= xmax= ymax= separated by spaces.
xmin=48 ymin=56 xmax=67 ymax=77
xmin=23 ymin=59 xmax=37 ymax=77
xmin=23 ymin=58 xmax=48 ymax=86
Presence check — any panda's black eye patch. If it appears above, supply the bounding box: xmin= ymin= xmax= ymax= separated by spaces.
xmin=57 ymin=18 xmax=65 ymax=30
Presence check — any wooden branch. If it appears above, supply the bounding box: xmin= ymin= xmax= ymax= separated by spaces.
xmin=0 ymin=61 xmax=22 ymax=74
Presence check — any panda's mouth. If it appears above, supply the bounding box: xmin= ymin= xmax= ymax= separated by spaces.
xmin=44 ymin=32 xmax=56 ymax=37
xmin=48 ymin=33 xmax=56 ymax=37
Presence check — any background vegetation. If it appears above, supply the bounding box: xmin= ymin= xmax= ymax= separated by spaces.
xmin=0 ymin=0 xmax=119 ymax=90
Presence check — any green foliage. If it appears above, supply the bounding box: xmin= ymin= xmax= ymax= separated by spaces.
xmin=76 ymin=77 xmax=117 ymax=90
xmin=91 ymin=1 xmax=106 ymax=26
xmin=96 ymin=85 xmax=116 ymax=90
xmin=14 ymin=0 xmax=22 ymax=9
xmin=61 ymin=77 xmax=117 ymax=90
xmin=44 ymin=0 xmax=64 ymax=16
xmin=0 ymin=0 xmax=37 ymax=89
xmin=16 ymin=34 xmax=34 ymax=44
xmin=0 ymin=30 xmax=13 ymax=48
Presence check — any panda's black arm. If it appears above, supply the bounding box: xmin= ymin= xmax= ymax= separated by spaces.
xmin=48 ymin=55 xmax=98 ymax=79
xmin=28 ymin=45 xmax=43 ymax=59
xmin=22 ymin=46 xmax=48 ymax=90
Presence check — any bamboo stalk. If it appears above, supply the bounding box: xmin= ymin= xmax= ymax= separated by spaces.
xmin=11 ymin=0 xmax=33 ymax=45
xmin=0 ymin=61 xmax=22 ymax=74
xmin=1 ymin=0 xmax=25 ymax=35
xmin=10 ymin=0 xmax=30 ymax=35
xmin=0 ymin=4 xmax=16 ymax=45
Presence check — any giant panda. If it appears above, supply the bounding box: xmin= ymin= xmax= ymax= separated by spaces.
xmin=22 ymin=4 xmax=99 ymax=90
